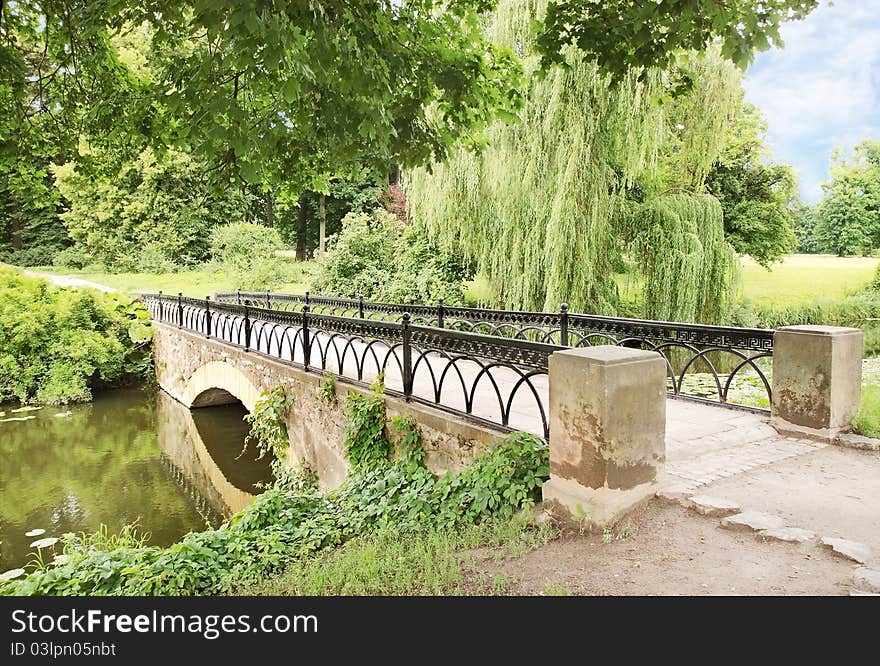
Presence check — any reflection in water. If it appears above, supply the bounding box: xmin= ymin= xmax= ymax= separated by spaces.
xmin=0 ymin=388 xmax=272 ymax=570
xmin=155 ymin=392 xmax=274 ymax=517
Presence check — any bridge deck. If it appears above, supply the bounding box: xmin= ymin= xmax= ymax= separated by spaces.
xmin=248 ymin=327 xmax=809 ymax=491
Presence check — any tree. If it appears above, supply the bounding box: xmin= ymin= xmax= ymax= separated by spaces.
xmin=791 ymin=202 xmax=822 ymax=253
xmin=407 ymin=1 xmax=739 ymax=322
xmin=813 ymin=140 xmax=880 ymax=256
xmin=538 ymin=0 xmax=819 ymax=77
xmin=2 ymin=2 xmax=523 ymax=193
xmin=705 ymin=100 xmax=797 ymax=266
xmin=53 ymin=148 xmax=253 ymax=270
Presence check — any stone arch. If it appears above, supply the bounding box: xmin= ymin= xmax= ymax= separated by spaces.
xmin=181 ymin=361 xmax=262 ymax=412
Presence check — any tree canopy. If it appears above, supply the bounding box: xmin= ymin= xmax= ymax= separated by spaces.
xmin=538 ymin=0 xmax=819 ymax=77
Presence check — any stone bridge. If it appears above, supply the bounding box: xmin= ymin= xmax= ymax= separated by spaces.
xmin=146 ymin=292 xmax=863 ymax=527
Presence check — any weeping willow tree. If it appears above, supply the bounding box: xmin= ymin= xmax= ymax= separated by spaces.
xmin=406 ymin=0 xmax=741 ymax=322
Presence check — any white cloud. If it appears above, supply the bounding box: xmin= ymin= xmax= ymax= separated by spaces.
xmin=743 ymin=0 xmax=880 ymax=202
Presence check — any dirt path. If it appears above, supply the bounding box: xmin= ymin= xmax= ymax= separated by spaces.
xmin=22 ymin=269 xmax=116 ymax=293
xmin=468 ymin=502 xmax=856 ymax=595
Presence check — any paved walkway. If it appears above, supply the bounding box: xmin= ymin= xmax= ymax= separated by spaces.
xmin=664 ymin=400 xmax=823 ymax=492
xmin=23 ymin=269 xmax=116 ymax=292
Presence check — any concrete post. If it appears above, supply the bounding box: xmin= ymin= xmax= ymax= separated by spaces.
xmin=542 ymin=346 xmax=666 ymax=528
xmin=771 ymin=325 xmax=862 ymax=441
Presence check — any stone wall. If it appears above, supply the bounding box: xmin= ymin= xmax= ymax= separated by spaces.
xmin=153 ymin=324 xmax=507 ymax=490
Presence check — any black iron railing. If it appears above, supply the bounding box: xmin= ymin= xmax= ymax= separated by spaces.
xmin=214 ymin=291 xmax=775 ymax=411
xmin=142 ymin=293 xmax=557 ymax=439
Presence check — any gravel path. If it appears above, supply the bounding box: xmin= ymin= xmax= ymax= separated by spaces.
xmin=23 ymin=269 xmax=116 ymax=293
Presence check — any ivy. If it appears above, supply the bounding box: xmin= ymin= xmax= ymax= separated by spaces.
xmin=343 ymin=376 xmax=393 ymax=469
xmin=243 ymin=386 xmax=294 ymax=475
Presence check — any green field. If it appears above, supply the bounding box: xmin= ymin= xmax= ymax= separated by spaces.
xmin=740 ymin=254 xmax=879 ymax=306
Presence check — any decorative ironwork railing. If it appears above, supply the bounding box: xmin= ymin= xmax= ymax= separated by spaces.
xmin=141 ymin=293 xmax=557 ymax=439
xmin=214 ymin=291 xmax=775 ymax=411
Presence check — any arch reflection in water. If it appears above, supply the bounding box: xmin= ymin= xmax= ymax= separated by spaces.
xmin=155 ymin=391 xmax=274 ymax=519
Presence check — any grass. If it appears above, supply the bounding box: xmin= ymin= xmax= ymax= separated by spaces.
xmin=29 ymin=260 xmax=318 ymax=297
xmin=469 ymin=254 xmax=880 ymax=311
xmin=233 ymin=517 xmax=555 ymax=596
xmin=739 ymin=255 xmax=880 ymax=307
xmin=851 ymin=386 xmax=880 ymax=438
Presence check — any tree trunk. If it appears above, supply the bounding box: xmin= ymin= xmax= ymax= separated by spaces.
xmin=318 ymin=193 xmax=326 ymax=257
xmin=10 ymin=214 xmax=22 ymax=250
xmin=296 ymin=193 xmax=308 ymax=261
xmin=265 ymin=190 xmax=275 ymax=228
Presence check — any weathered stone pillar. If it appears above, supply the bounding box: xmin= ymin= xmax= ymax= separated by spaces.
xmin=542 ymin=346 xmax=666 ymax=528
xmin=771 ymin=325 xmax=862 ymax=440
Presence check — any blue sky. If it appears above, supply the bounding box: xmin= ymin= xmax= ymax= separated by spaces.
xmin=743 ymin=0 xmax=880 ymax=203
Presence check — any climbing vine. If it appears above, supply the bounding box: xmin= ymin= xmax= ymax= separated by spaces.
xmin=244 ymin=386 xmax=294 ymax=473
xmin=343 ymin=376 xmax=393 ymax=469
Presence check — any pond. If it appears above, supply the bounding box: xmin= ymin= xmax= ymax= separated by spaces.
xmin=0 ymin=387 xmax=273 ymax=572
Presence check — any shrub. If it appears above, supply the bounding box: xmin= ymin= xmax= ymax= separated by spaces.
xmin=0 ymin=267 xmax=153 ymax=405
xmin=52 ymin=246 xmax=92 ymax=270
xmin=313 ymin=209 xmax=469 ymax=304
xmin=208 ymin=222 xmax=295 ymax=290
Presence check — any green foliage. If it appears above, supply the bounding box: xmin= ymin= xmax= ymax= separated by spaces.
xmin=791 ymin=203 xmax=823 ymax=254
xmin=0 ymin=267 xmax=153 ymax=405
xmin=318 ymin=373 xmax=337 ymax=404
xmin=0 ymin=412 xmax=549 ymax=595
xmin=243 ymin=387 xmax=294 ymax=474
xmin=805 ymin=140 xmax=880 ymax=256
xmin=625 ymin=193 xmax=737 ymax=323
xmin=313 ymin=209 xmax=469 ymax=304
xmin=705 ymin=101 xmax=797 ymax=266
xmin=851 ymin=385 xmax=880 ymax=439
xmin=208 ymin=222 xmax=296 ymax=290
xmin=235 ymin=518 xmax=556 ymax=596
xmin=408 ymin=3 xmax=739 ymax=321
xmin=343 ymin=377 xmax=394 ymax=470
xmin=53 ymin=149 xmax=252 ymax=271
xmin=538 ymin=0 xmax=819 ymax=77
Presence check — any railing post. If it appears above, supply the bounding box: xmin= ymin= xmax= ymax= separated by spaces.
xmin=243 ymin=305 xmax=251 ymax=351
xmin=266 ymin=289 xmax=271 ymax=309
xmin=543 ymin=346 xmax=666 ymax=528
xmin=560 ymin=302 xmax=569 ymax=346
xmin=302 ymin=304 xmax=310 ymax=372
xmin=205 ymin=296 xmax=212 ymax=339
xmin=177 ymin=292 xmax=183 ymax=328
xmin=305 ymin=291 xmax=310 ymax=310
xmin=158 ymin=290 xmax=163 ymax=322
xmin=358 ymin=295 xmax=364 ymax=319
xmin=437 ymin=298 xmax=445 ymax=329
xmin=236 ymin=289 xmax=242 ymax=305
xmin=402 ymin=312 xmax=413 ymax=399
xmin=771 ymin=325 xmax=862 ymax=441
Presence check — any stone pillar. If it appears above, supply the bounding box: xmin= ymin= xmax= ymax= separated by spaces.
xmin=771 ymin=325 xmax=862 ymax=440
xmin=542 ymin=346 xmax=666 ymax=529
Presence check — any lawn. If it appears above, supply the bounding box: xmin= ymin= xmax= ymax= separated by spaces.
xmin=740 ymin=254 xmax=879 ymax=307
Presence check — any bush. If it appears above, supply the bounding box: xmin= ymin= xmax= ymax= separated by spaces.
xmin=52 ymin=246 xmax=92 ymax=270
xmin=0 ymin=267 xmax=153 ymax=405
xmin=208 ymin=222 xmax=295 ymax=290
xmin=313 ymin=209 xmax=469 ymax=304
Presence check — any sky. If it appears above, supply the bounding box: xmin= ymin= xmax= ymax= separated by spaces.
xmin=743 ymin=0 xmax=880 ymax=203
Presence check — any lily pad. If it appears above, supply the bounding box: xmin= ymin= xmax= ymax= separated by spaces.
xmin=30 ymin=537 xmax=59 ymax=549
xmin=24 ymin=528 xmax=45 ymax=537
xmin=54 ymin=411 xmax=72 ymax=418
xmin=10 ymin=406 xmax=41 ymax=413
xmin=0 ymin=416 xmax=36 ymax=423
xmin=0 ymin=568 xmax=26 ymax=581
